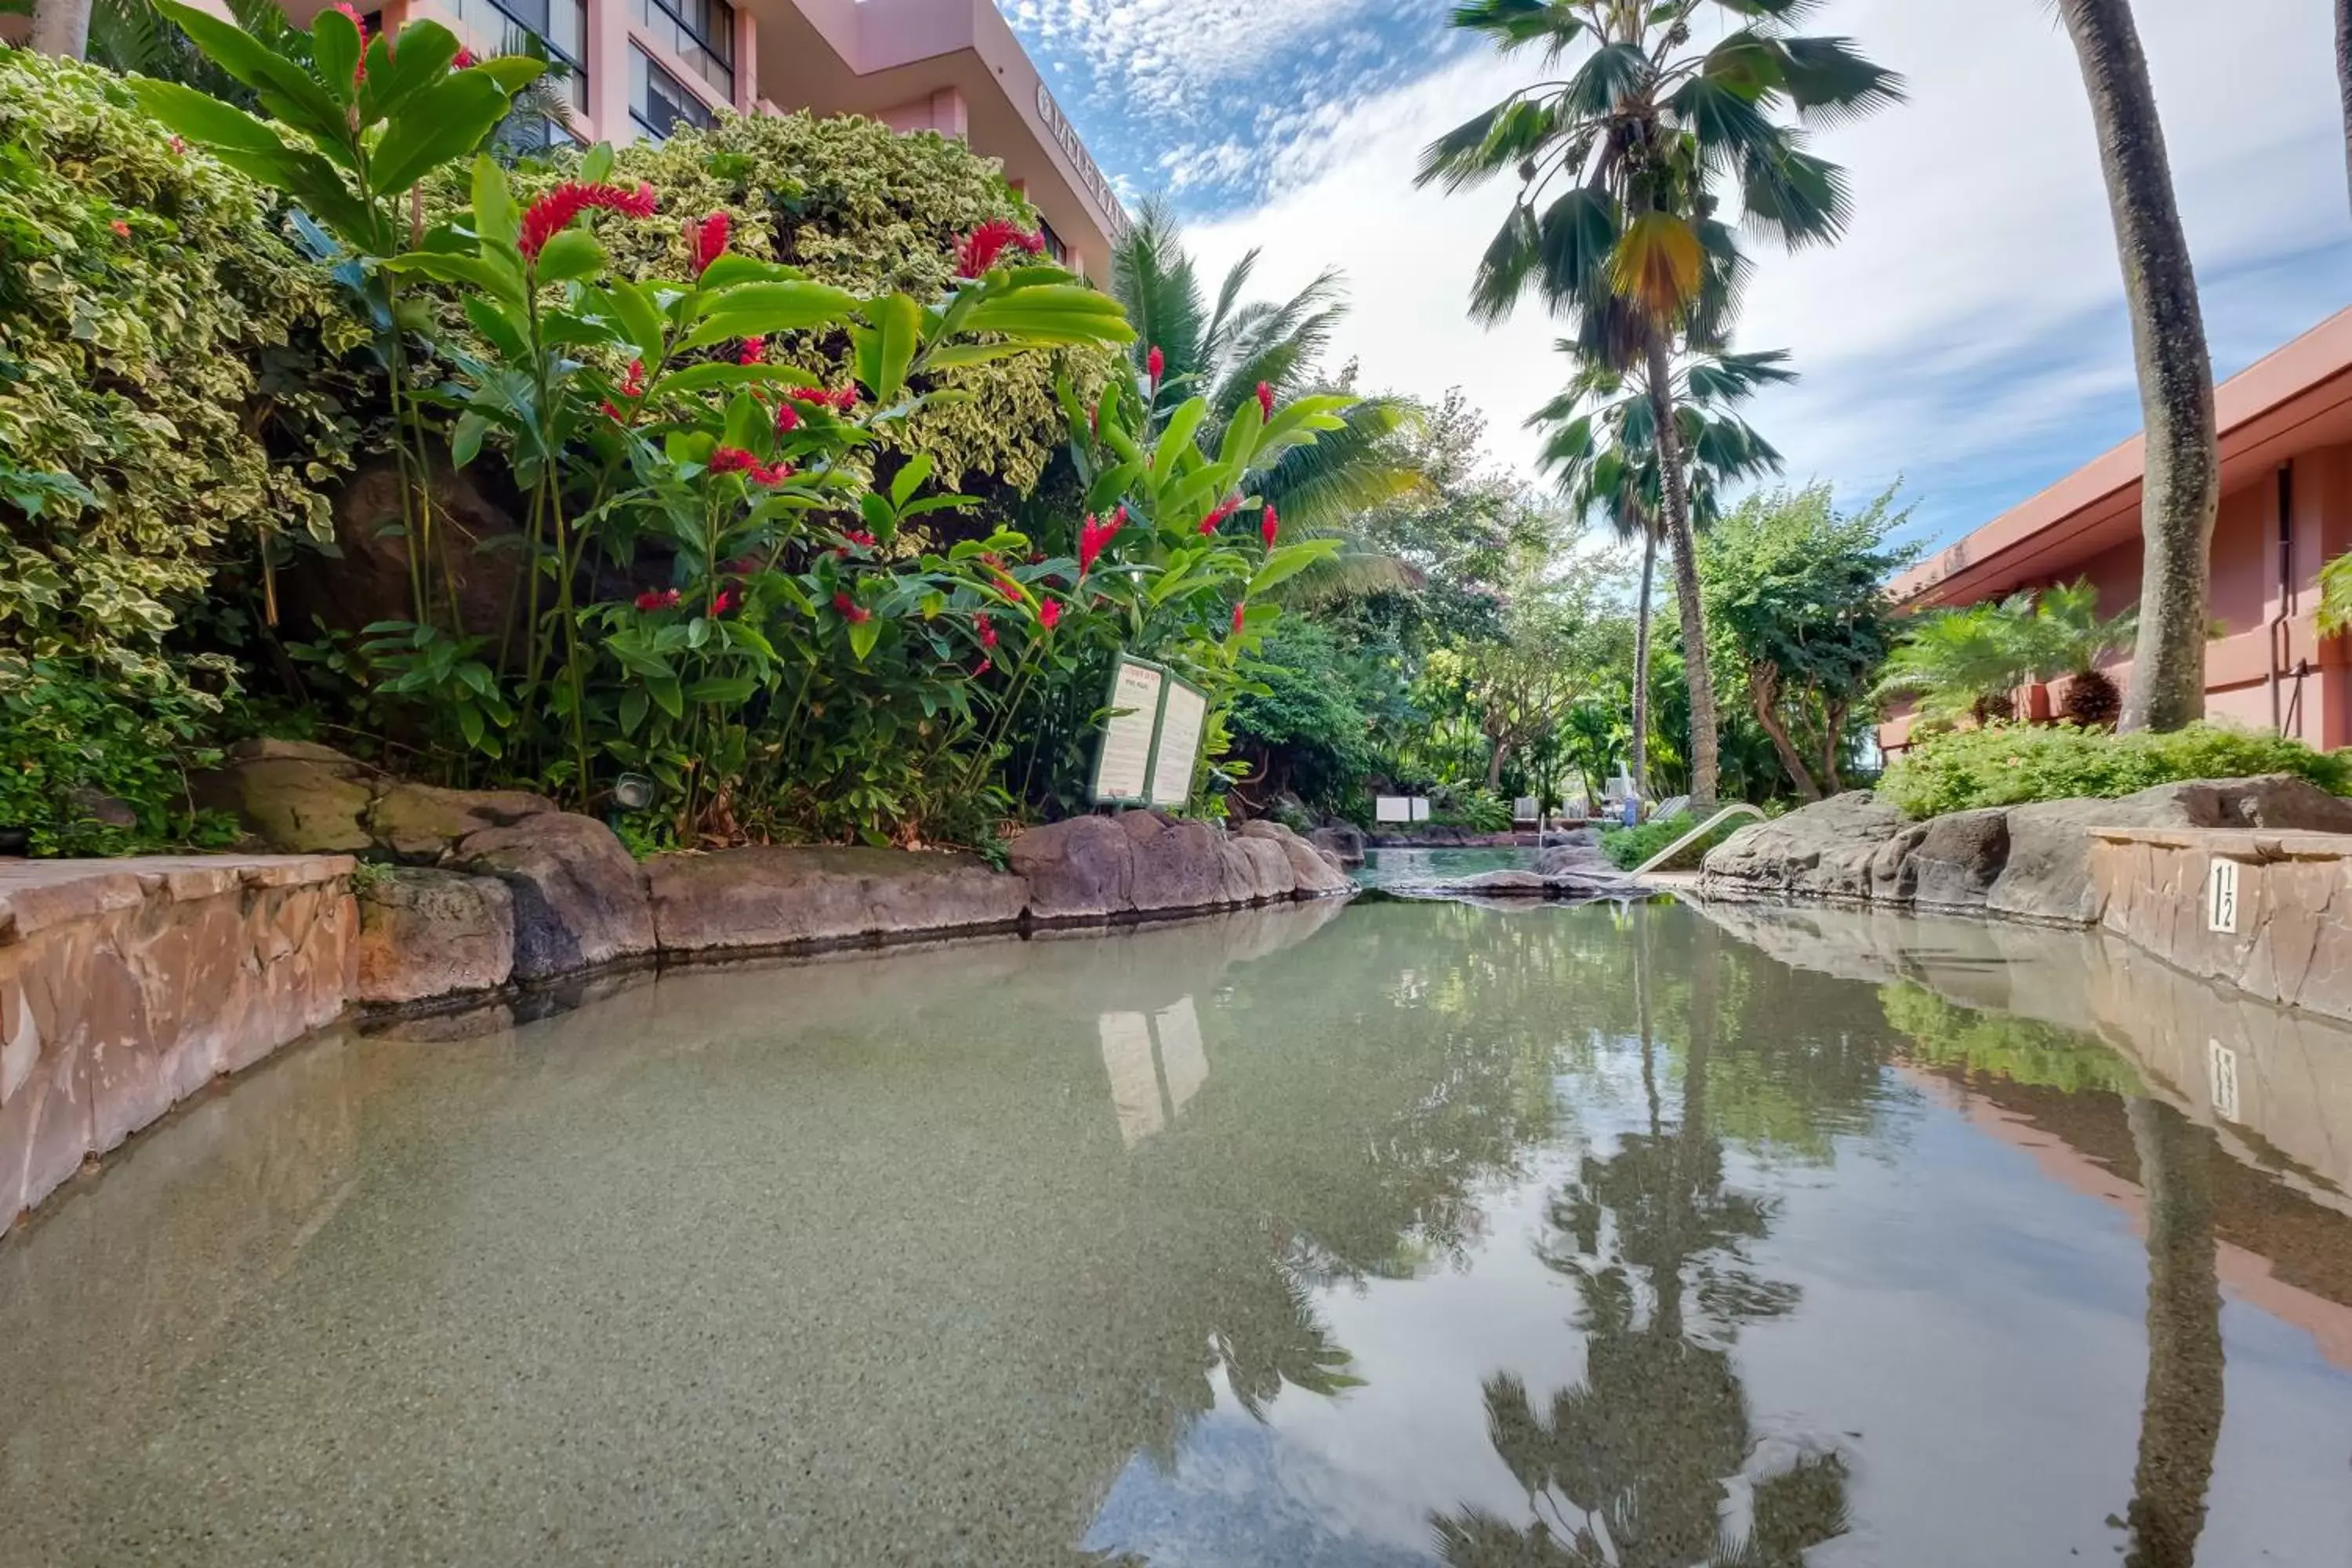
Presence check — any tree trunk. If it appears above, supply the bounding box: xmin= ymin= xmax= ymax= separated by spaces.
xmin=2339 ymin=0 xmax=2352 ymax=212
xmin=1747 ymin=664 xmax=1821 ymax=802
xmin=29 ymin=0 xmax=94 ymax=58
xmin=2122 ymin=1097 xmax=2223 ymax=1568
xmin=1631 ymin=524 xmax=1655 ymax=798
xmin=1486 ymin=737 xmax=1508 ymax=793
xmin=2058 ymin=0 xmax=2220 ymax=735
xmin=1644 ymin=334 xmax=1719 ymax=808
xmin=1820 ymin=698 xmax=1849 ymax=793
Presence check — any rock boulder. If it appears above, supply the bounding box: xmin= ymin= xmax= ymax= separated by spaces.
xmin=1008 ymin=816 xmax=1136 ymax=921
xmin=191 ymin=739 xmax=378 ymax=854
xmin=353 ymin=868 xmax=515 ymax=1004
xmin=450 ymin=813 xmax=654 ymax=982
xmin=645 ymin=846 xmax=1027 ymax=953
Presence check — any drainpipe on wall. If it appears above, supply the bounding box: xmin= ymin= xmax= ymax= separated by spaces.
xmin=2270 ymin=463 xmax=2294 ymax=737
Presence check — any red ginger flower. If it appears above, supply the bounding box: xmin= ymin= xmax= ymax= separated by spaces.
xmin=709 ymin=446 xmax=757 ymax=474
xmin=1256 ymin=381 xmax=1274 ymax=420
xmin=1198 ymin=496 xmax=1238 ymax=536
xmin=1038 ymin=597 xmax=1062 ymax=631
xmin=1232 ymin=601 xmax=1247 ymax=634
xmin=1077 ymin=508 xmax=1126 ymax=575
xmin=711 ymin=588 xmax=739 ymax=616
xmin=688 ymin=211 xmax=730 ymax=277
xmin=976 ymin=613 xmax=997 ymax=649
xmin=737 ymin=336 xmax=765 ymax=366
xmin=451 ymin=46 xmax=477 ymax=68
xmin=973 ymin=655 xmax=992 ymax=678
xmin=1261 ymin=504 xmax=1279 ymax=548
xmin=619 ymin=358 xmax=646 ymax=397
xmin=635 ymin=587 xmax=681 ymax=612
xmin=956 ymin=218 xmax=1044 ymax=278
xmin=1146 ymin=345 xmax=1164 ymax=386
xmin=774 ymin=403 xmax=800 ymax=434
xmin=519 ymin=180 xmax=658 ymax=260
xmin=833 ymin=591 xmax=871 ymax=625
xmin=109 ymin=219 xmax=130 ymax=239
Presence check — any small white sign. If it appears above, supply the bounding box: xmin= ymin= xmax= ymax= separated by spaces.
xmin=1375 ymin=796 xmax=1412 ymax=824
xmin=1148 ymin=680 xmax=1208 ymax=808
xmin=1091 ymin=659 xmax=1164 ymax=804
xmin=1410 ymin=797 xmax=1432 ymax=823
xmin=2206 ymin=858 xmax=2241 ymax=935
xmin=2208 ymin=1038 xmax=2241 ymax=1123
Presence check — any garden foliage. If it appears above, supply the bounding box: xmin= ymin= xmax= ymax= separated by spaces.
xmin=1877 ymin=722 xmax=2352 ymax=820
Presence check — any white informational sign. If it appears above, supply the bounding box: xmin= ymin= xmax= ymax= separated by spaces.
xmin=1410 ymin=797 xmax=1432 ymax=823
xmin=2207 ymin=1038 xmax=2241 ymax=1123
xmin=1149 ymin=680 xmax=1208 ymax=808
xmin=1091 ymin=659 xmax=1165 ymax=804
xmin=1375 ymin=796 xmax=1411 ymax=824
xmin=2206 ymin=858 xmax=2241 ymax=935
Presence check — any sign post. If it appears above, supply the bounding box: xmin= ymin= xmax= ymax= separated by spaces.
xmin=1090 ymin=655 xmax=1211 ymax=811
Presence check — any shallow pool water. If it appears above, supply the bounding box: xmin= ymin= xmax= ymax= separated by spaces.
xmin=1356 ymin=846 xmax=1540 ymax=887
xmin=5 ymin=898 xmax=2352 ymax=1566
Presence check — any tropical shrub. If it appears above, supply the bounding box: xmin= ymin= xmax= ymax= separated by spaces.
xmin=487 ymin=113 xmax=1114 ymax=499
xmin=1877 ymin=721 xmax=2352 ymax=819
xmin=1227 ymin=619 xmax=1385 ymax=811
xmin=0 ymin=658 xmax=240 ymax=855
xmin=0 ymin=49 xmax=358 ymax=740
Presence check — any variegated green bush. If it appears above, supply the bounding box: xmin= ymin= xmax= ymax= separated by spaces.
xmin=0 ymin=47 xmax=361 ymax=696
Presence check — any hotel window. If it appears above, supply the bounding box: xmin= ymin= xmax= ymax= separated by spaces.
xmin=441 ymin=0 xmax=590 ymax=117
xmin=1036 ymin=218 xmax=1069 ymax=267
xmin=633 ymin=0 xmax=735 ymax=104
xmin=630 ymin=46 xmax=717 ymax=141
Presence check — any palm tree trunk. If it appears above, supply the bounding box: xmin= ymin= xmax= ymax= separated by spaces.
xmin=1644 ymin=334 xmax=1719 ymax=808
xmin=2122 ymin=1097 xmax=2223 ymax=1568
xmin=2338 ymin=0 xmax=2352 ymax=212
xmin=1631 ymin=527 xmax=1655 ymax=798
xmin=29 ymin=0 xmax=93 ymax=58
xmin=2057 ymin=0 xmax=2220 ymax=735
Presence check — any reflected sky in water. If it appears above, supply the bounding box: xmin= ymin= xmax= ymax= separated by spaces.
xmin=3 ymin=900 xmax=2350 ymax=1566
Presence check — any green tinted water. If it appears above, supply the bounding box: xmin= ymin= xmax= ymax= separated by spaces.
xmin=4 ymin=899 xmax=2350 ymax=1566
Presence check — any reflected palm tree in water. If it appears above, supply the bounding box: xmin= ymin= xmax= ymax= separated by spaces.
xmin=2122 ymin=1096 xmax=2223 ymax=1568
xmin=1433 ymin=910 xmax=1851 ymax=1566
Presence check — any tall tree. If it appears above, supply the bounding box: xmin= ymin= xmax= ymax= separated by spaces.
xmin=1420 ymin=0 xmax=1901 ymax=806
xmin=2122 ymin=1098 xmax=2223 ymax=1568
xmin=1531 ymin=347 xmax=1792 ymax=797
xmin=2056 ymin=0 xmax=2219 ymax=734
xmin=27 ymin=0 xmax=93 ymax=57
xmin=2338 ymin=0 xmax=2352 ymax=212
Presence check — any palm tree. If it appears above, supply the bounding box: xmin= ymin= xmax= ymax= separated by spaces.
xmin=1530 ymin=347 xmax=1792 ymax=798
xmin=1418 ymin=0 xmax=1901 ymax=806
xmin=2338 ymin=0 xmax=2352 ymax=213
xmin=27 ymin=0 xmax=91 ymax=57
xmin=2054 ymin=0 xmax=2219 ymax=734
xmin=2121 ymin=1097 xmax=2223 ymax=1568
xmin=2027 ymin=579 xmax=2137 ymax=728
xmin=1875 ymin=595 xmax=2042 ymax=729
xmin=1109 ymin=198 xmax=1423 ymax=548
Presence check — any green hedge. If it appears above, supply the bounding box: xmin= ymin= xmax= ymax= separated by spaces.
xmin=1878 ymin=721 xmax=2352 ymax=819
xmin=1600 ymin=814 xmax=1744 ymax=870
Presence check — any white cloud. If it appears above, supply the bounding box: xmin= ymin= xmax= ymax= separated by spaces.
xmin=1182 ymin=0 xmax=2352 ymax=546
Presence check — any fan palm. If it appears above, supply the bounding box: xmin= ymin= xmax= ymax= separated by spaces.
xmin=1420 ymin=0 xmax=1901 ymax=805
xmin=1530 ymin=346 xmax=1792 ymax=796
xmin=1875 ymin=595 xmax=2041 ymax=729
xmin=1109 ymin=198 xmax=1425 ymax=593
xmin=2026 ymin=579 xmax=2136 ymax=728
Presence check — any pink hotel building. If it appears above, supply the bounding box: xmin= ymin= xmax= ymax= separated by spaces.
xmin=312 ymin=0 xmax=1131 ymax=281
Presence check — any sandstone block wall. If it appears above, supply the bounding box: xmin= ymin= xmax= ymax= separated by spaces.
xmin=1 ymin=857 xmax=356 ymax=1228
xmin=2091 ymin=828 xmax=2352 ymax=1025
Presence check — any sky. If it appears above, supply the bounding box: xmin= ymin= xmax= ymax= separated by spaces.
xmin=999 ymin=0 xmax=2352 ymax=554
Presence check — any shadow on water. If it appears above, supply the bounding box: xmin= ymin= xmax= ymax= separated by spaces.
xmin=0 ymin=897 xmax=2343 ymax=1565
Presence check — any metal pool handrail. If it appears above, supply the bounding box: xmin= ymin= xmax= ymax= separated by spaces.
xmin=1633 ymin=803 xmax=1768 ymax=877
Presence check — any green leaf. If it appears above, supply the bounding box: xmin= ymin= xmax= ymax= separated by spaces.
xmin=647 ymin=674 xmax=684 ymax=719
xmin=960 ymin=285 xmax=1136 ymax=346
xmin=684 ymin=281 xmax=858 ymax=346
xmin=534 ymin=227 xmax=606 ymax=285
xmin=1152 ymin=397 xmax=1208 ymax=485
xmin=921 ymin=343 xmax=1029 ymax=370
xmin=686 ymin=675 xmax=758 ymax=705
xmin=461 ymin=296 xmax=529 ymax=362
xmin=310 ymin=6 xmax=361 ymax=107
xmin=696 ymin=254 xmax=801 ymax=289
xmin=888 ymin=452 xmax=935 ymax=510
xmin=372 ymin=73 xmax=516 ymax=194
xmin=619 ymin=684 xmax=649 ymax=735
xmin=149 ymin=0 xmax=352 ymax=152
xmin=470 ymin=153 xmax=521 ymax=257
xmin=1248 ymin=539 xmax=1341 ymax=597
xmin=472 ymin=56 xmax=546 ymax=96
xmin=848 ymin=617 xmax=881 ymax=662
xmin=383 ymin=249 xmax=525 ymax=308
xmin=592 ymin=278 xmax=667 ymax=364
xmin=451 ymin=412 xmax=492 ymax=466
xmin=359 ymin=20 xmax=461 ymax=122
xmin=652 ymin=361 xmax=818 ymax=396
xmin=578 ymin=140 xmax=616 ymax=183
xmin=855 ymin=293 xmax=923 ymax=405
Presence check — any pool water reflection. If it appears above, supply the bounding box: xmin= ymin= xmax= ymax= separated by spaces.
xmin=3 ymin=899 xmax=2350 ymax=1566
